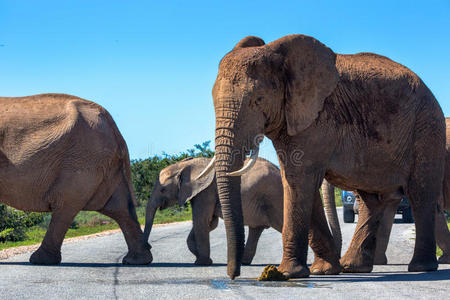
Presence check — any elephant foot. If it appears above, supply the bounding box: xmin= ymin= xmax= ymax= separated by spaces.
xmin=310 ymin=257 xmax=342 ymax=275
xmin=340 ymin=253 xmax=373 ymax=273
xmin=278 ymin=259 xmax=310 ymax=278
xmin=373 ymin=254 xmax=388 ymax=265
xmin=29 ymin=246 xmax=61 ymax=265
xmin=408 ymin=256 xmax=438 ymax=272
xmin=194 ymin=257 xmax=213 ymax=266
xmin=438 ymin=253 xmax=450 ymax=264
xmin=122 ymin=249 xmax=153 ymax=265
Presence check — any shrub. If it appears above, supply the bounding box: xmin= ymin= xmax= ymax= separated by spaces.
xmin=131 ymin=141 xmax=214 ymax=207
xmin=0 ymin=204 xmax=45 ymax=242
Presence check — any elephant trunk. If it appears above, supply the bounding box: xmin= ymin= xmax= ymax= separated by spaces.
xmin=143 ymin=201 xmax=158 ymax=245
xmin=321 ymin=180 xmax=342 ymax=257
xmin=215 ymin=119 xmax=245 ymax=279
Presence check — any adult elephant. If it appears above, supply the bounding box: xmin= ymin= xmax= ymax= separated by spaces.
xmin=143 ymin=157 xmax=341 ymax=265
xmin=0 ymin=93 xmax=152 ymax=265
xmin=198 ymin=34 xmax=445 ymax=279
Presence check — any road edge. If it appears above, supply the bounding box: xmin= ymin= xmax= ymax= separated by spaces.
xmin=0 ymin=220 xmax=191 ymax=260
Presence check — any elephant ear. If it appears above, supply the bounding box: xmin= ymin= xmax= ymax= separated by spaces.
xmin=270 ymin=35 xmax=339 ymax=136
xmin=176 ymin=160 xmax=215 ymax=206
xmin=233 ymin=36 xmax=265 ymax=50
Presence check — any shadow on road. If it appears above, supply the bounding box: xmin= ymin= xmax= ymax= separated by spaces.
xmin=1 ymin=262 xmax=448 ymax=283
xmin=0 ymin=261 xmax=230 ymax=268
xmin=303 ymin=269 xmax=450 ymax=282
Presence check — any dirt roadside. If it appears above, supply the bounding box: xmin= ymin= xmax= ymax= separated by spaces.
xmin=0 ymin=220 xmax=191 ymax=260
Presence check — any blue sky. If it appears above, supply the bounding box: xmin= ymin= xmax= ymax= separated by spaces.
xmin=1 ymin=1 xmax=449 ymax=163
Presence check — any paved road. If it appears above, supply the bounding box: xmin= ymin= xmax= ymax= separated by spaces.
xmin=0 ymin=208 xmax=449 ymax=299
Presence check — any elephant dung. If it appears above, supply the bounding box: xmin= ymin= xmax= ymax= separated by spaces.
xmin=257 ymin=265 xmax=288 ymax=281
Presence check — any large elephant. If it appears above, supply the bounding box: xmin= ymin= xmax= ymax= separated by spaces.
xmin=198 ymin=34 xmax=445 ymax=279
xmin=0 ymin=93 xmax=152 ymax=265
xmin=143 ymin=157 xmax=342 ymax=265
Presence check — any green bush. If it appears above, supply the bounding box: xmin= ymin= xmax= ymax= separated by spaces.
xmin=74 ymin=211 xmax=113 ymax=227
xmin=0 ymin=204 xmax=45 ymax=242
xmin=131 ymin=141 xmax=214 ymax=207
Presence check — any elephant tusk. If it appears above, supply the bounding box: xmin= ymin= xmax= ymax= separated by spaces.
xmin=194 ymin=156 xmax=216 ymax=181
xmin=226 ymin=148 xmax=259 ymax=176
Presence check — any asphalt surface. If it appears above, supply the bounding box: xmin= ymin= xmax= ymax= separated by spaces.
xmin=0 ymin=208 xmax=449 ymax=299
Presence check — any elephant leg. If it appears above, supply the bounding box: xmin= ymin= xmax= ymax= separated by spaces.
xmin=341 ymin=191 xmax=384 ymax=273
xmin=277 ymin=168 xmax=321 ymax=279
xmin=30 ymin=206 xmax=80 ymax=264
xmin=242 ymin=226 xmax=264 ymax=265
xmin=436 ymin=207 xmax=450 ymax=264
xmin=187 ymin=228 xmax=198 ymax=257
xmin=209 ymin=215 xmax=219 ymax=231
xmin=190 ymin=196 xmax=214 ymax=266
xmin=407 ymin=175 xmax=439 ymax=272
xmin=191 ymin=226 xmax=212 ymax=266
xmin=309 ymin=190 xmax=342 ymax=275
xmin=374 ymin=199 xmax=400 ymax=265
xmin=100 ymin=180 xmax=152 ymax=265
xmin=186 ymin=215 xmax=217 ymax=259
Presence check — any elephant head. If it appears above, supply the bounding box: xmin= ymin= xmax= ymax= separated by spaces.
xmin=143 ymin=157 xmax=216 ymax=245
xmin=197 ymin=35 xmax=339 ymax=279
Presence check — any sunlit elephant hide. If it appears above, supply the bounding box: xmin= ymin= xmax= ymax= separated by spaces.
xmin=0 ymin=93 xmax=152 ymax=265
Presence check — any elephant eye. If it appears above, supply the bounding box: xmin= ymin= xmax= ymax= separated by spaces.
xmin=256 ymin=97 xmax=263 ymax=103
xmin=160 ymin=188 xmax=166 ymax=193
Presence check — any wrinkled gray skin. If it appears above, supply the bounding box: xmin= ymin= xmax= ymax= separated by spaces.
xmin=322 ymin=116 xmax=450 ymax=265
xmin=0 ymin=94 xmax=152 ymax=265
xmin=143 ymin=157 xmax=342 ymax=265
xmin=208 ymin=34 xmax=445 ymax=279
xmin=371 ymin=196 xmax=450 ymax=265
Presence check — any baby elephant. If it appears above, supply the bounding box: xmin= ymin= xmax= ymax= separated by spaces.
xmin=144 ymin=157 xmax=341 ymax=265
xmin=0 ymin=93 xmax=152 ymax=265
xmin=143 ymin=157 xmax=284 ymax=265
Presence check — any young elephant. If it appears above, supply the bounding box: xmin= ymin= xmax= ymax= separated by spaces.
xmin=143 ymin=157 xmax=283 ymax=265
xmin=143 ymin=157 xmax=341 ymax=266
xmin=0 ymin=93 xmax=152 ymax=265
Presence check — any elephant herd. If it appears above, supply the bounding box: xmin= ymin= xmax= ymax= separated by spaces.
xmin=0 ymin=34 xmax=449 ymax=280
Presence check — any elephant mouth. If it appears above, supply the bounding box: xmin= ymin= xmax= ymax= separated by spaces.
xmin=159 ymin=197 xmax=170 ymax=210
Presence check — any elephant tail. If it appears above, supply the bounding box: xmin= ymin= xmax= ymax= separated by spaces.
xmin=104 ymin=109 xmax=138 ymax=208
xmin=121 ymin=146 xmax=138 ymax=208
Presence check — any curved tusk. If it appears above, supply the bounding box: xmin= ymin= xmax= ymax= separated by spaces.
xmin=194 ymin=156 xmax=216 ymax=181
xmin=226 ymin=148 xmax=259 ymax=176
